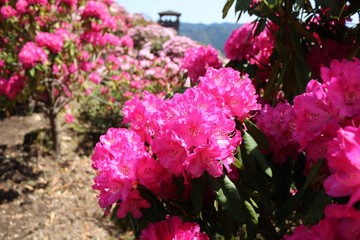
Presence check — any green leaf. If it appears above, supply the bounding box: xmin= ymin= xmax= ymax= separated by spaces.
xmin=242 ymin=200 xmax=259 ymax=239
xmin=254 ymin=18 xmax=266 ymax=37
xmin=277 ymin=159 xmax=325 ymax=222
xmin=222 ymin=0 xmax=235 ymax=18
xmin=191 ymin=175 xmax=206 ymax=216
xmin=235 ymin=0 xmax=252 ymax=12
xmin=242 ymin=132 xmax=272 ymax=178
xmin=208 ymin=175 xmax=243 ymax=222
xmin=304 ymin=189 xmax=332 ymax=225
xmin=29 ymin=68 xmax=36 ymax=78
xmin=244 ymin=119 xmax=269 ymax=151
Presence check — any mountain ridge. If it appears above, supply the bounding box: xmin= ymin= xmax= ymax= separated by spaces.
xmin=178 ymin=22 xmax=242 ymax=54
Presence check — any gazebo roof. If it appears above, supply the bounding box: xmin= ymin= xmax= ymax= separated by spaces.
xmin=158 ymin=10 xmax=181 ymax=17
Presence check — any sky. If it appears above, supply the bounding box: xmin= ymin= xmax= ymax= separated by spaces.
xmin=118 ymin=0 xmax=256 ymax=24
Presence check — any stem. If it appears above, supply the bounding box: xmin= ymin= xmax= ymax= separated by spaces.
xmin=48 ymin=108 xmax=61 ymax=161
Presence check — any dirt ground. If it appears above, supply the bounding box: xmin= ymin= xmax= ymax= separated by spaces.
xmin=0 ymin=114 xmax=134 ymax=240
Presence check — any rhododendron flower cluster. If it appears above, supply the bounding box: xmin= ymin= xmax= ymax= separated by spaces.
xmin=18 ymin=42 xmax=48 ymax=69
xmin=293 ymin=58 xmax=360 ymax=162
xmin=324 ymin=126 xmax=360 ymax=206
xmin=92 ymin=128 xmax=152 ymax=215
xmin=140 ymin=216 xmax=209 ymax=240
xmin=224 ymin=21 xmax=275 ymax=67
xmin=197 ymin=67 xmax=260 ymax=120
xmin=181 ymin=45 xmax=222 ymax=84
xmin=285 ymin=204 xmax=360 ymax=240
xmin=35 ymin=32 xmax=64 ymax=53
xmin=256 ymin=102 xmax=299 ymax=164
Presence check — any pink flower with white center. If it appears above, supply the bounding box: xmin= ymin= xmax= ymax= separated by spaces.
xmin=181 ymin=45 xmax=222 ymax=84
xmin=324 ymin=126 xmax=360 ymax=206
xmin=198 ymin=67 xmax=260 ymax=120
xmin=35 ymin=32 xmax=64 ymax=53
xmin=140 ymin=216 xmax=209 ymax=240
xmin=92 ymin=128 xmax=151 ymax=208
xmin=256 ymin=102 xmax=300 ymax=164
xmin=18 ymin=41 xmax=47 ymax=69
xmin=117 ymin=190 xmax=150 ymax=219
xmin=1 ymin=5 xmax=17 ymax=18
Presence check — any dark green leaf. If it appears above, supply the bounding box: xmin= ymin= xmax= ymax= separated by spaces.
xmin=244 ymin=119 xmax=269 ymax=151
xmin=208 ymin=175 xmax=243 ymax=222
xmin=191 ymin=175 xmax=205 ymax=216
xmin=222 ymin=0 xmax=235 ymax=18
xmin=242 ymin=132 xmax=272 ymax=178
xmin=235 ymin=0 xmax=252 ymax=12
xmin=242 ymin=200 xmax=259 ymax=239
xmin=304 ymin=189 xmax=332 ymax=225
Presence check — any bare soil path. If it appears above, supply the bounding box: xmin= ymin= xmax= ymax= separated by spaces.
xmin=0 ymin=114 xmax=133 ymax=240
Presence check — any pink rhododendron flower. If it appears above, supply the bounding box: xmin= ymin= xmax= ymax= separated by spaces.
xmin=1 ymin=5 xmax=17 ymax=18
xmin=18 ymin=41 xmax=48 ymax=68
xmin=81 ymin=1 xmax=109 ymax=20
xmin=181 ymin=45 xmax=222 ymax=84
xmin=65 ymin=113 xmax=74 ymax=124
xmin=324 ymin=126 xmax=360 ymax=206
xmin=197 ymin=67 xmax=260 ymax=120
xmin=321 ymin=58 xmax=360 ymax=118
xmin=256 ymin=102 xmax=299 ymax=164
xmin=88 ymin=72 xmax=101 ymax=84
xmin=92 ymin=128 xmax=152 ymax=208
xmin=16 ymin=0 xmax=28 ymax=13
xmin=285 ymin=204 xmax=360 ymax=240
xmin=293 ymin=79 xmax=338 ymax=152
xmin=307 ymin=39 xmax=354 ymax=79
xmin=0 ymin=74 xmax=26 ymax=100
xmin=117 ymin=190 xmax=150 ymax=219
xmin=36 ymin=32 xmax=64 ymax=53
xmin=140 ymin=216 xmax=209 ymax=240
xmin=224 ymin=21 xmax=275 ymax=67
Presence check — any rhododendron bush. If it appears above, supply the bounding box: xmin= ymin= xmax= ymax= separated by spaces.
xmin=1 ymin=0 xmax=360 ymax=238
xmin=90 ymin=0 xmax=360 ymax=239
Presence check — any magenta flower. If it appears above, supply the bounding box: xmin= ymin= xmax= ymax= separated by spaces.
xmin=36 ymin=32 xmax=64 ymax=53
xmin=92 ymin=128 xmax=152 ymax=209
xmin=224 ymin=21 xmax=275 ymax=67
xmin=140 ymin=216 xmax=209 ymax=240
xmin=117 ymin=190 xmax=150 ymax=219
xmin=18 ymin=41 xmax=47 ymax=69
xmin=324 ymin=126 xmax=360 ymax=206
xmin=285 ymin=204 xmax=360 ymax=240
xmin=181 ymin=45 xmax=222 ymax=84
xmin=198 ymin=67 xmax=260 ymax=120
xmin=1 ymin=5 xmax=17 ymax=19
xmin=256 ymin=102 xmax=299 ymax=164
xmin=321 ymin=58 xmax=360 ymax=118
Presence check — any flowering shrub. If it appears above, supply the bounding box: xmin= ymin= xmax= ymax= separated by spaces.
xmin=89 ymin=0 xmax=360 ymax=239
